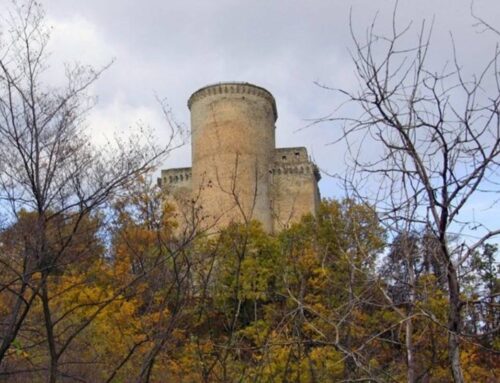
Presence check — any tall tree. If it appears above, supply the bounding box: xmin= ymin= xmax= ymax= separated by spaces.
xmin=0 ymin=1 xmax=177 ymax=380
xmin=324 ymin=5 xmax=500 ymax=382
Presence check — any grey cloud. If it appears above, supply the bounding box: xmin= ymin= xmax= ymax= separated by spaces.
xmin=1 ymin=0 xmax=499 ymax=199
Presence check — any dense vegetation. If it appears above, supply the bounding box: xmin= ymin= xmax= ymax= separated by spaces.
xmin=1 ymin=187 xmax=498 ymax=382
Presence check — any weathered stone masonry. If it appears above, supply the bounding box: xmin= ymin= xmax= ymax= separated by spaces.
xmin=158 ymin=82 xmax=321 ymax=233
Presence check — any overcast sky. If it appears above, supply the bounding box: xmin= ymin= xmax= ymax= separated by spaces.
xmin=1 ymin=0 xmax=499 ymax=235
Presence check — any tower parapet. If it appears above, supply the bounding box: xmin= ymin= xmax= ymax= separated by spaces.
xmin=159 ymin=167 xmax=192 ymax=186
xmin=188 ymin=82 xmax=277 ymax=122
xmin=272 ymin=148 xmax=321 ymax=182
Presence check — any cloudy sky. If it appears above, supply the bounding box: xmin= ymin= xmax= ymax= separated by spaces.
xmin=1 ymin=0 xmax=499 ymax=236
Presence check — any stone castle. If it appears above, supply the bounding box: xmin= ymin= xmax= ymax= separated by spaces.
xmin=158 ymin=82 xmax=321 ymax=233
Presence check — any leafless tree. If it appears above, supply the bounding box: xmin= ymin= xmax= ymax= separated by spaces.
xmin=320 ymin=5 xmax=500 ymax=382
xmin=0 ymin=1 xmax=180 ymax=381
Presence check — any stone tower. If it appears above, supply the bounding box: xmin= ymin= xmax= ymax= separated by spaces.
xmin=159 ymin=82 xmax=321 ymax=233
xmin=189 ymin=83 xmax=276 ymax=231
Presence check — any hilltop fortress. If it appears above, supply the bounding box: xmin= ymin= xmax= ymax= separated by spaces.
xmin=158 ymin=82 xmax=321 ymax=233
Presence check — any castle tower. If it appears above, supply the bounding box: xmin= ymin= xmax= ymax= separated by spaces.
xmin=188 ymin=82 xmax=277 ymax=231
xmin=158 ymin=81 xmax=321 ymax=233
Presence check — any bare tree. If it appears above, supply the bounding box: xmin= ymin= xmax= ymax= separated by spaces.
xmin=0 ymin=1 xmax=179 ymax=381
xmin=321 ymin=5 xmax=500 ymax=382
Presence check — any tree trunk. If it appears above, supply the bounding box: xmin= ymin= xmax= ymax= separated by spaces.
xmin=406 ymin=318 xmax=416 ymax=383
xmin=41 ymin=275 xmax=58 ymax=383
xmin=447 ymin=261 xmax=465 ymax=383
xmin=0 ymin=282 xmax=30 ymax=362
xmin=343 ymin=260 xmax=356 ymax=380
xmin=406 ymin=252 xmax=416 ymax=383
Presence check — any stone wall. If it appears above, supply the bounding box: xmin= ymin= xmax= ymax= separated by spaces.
xmin=271 ymin=147 xmax=321 ymax=230
xmin=158 ymin=167 xmax=194 ymax=228
xmin=159 ymin=167 xmax=192 ymax=188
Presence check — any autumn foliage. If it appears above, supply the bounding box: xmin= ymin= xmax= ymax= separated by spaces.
xmin=1 ymin=182 xmax=498 ymax=382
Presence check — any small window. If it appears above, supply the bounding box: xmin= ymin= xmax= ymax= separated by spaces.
xmin=282 ymin=155 xmax=287 ymax=161
xmin=295 ymin=152 xmax=300 ymax=157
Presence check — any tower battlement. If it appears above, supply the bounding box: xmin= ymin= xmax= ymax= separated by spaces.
xmin=188 ymin=82 xmax=278 ymax=121
xmin=274 ymin=147 xmax=309 ymax=164
xmin=159 ymin=167 xmax=192 ymax=186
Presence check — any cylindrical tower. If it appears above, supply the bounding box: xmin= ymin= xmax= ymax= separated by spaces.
xmin=188 ymin=82 xmax=277 ymax=232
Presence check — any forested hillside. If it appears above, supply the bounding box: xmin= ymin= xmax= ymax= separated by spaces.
xmin=1 ymin=190 xmax=498 ymax=381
